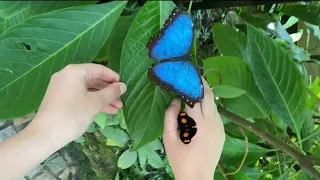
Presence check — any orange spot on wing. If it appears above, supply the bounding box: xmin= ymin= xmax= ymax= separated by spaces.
xmin=184 ymin=139 xmax=191 ymax=143
xmin=181 ymin=118 xmax=187 ymax=124
xmin=183 ymin=132 xmax=189 ymax=137
xmin=180 ymin=112 xmax=187 ymax=116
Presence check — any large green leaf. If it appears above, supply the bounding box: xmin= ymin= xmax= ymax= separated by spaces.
xmin=212 ymin=23 xmax=247 ymax=60
xmin=204 ymin=56 xmax=270 ymax=118
xmin=0 ymin=1 xmax=97 ymax=35
xmin=28 ymin=1 xmax=96 ymax=16
xmin=221 ymin=135 xmax=271 ymax=167
xmin=246 ymin=24 xmax=308 ymax=142
xmin=120 ymin=1 xmax=175 ymax=150
xmin=0 ymin=1 xmax=127 ymax=119
xmin=0 ymin=2 xmax=30 ymax=34
xmin=96 ymin=14 xmax=136 ymax=71
xmin=281 ymin=3 xmax=320 ymax=25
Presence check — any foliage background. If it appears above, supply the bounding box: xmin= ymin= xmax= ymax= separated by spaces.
xmin=0 ymin=0 xmax=319 ymax=179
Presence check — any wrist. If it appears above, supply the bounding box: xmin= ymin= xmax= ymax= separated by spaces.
xmin=26 ymin=115 xmax=73 ymax=149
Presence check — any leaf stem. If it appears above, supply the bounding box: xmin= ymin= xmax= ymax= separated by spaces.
xmin=187 ymin=1 xmax=193 ymax=14
xmin=225 ymin=128 xmax=248 ymax=175
xmin=218 ymin=105 xmax=320 ymax=179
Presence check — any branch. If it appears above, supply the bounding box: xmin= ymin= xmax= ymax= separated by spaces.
xmin=217 ymin=106 xmax=320 ymax=179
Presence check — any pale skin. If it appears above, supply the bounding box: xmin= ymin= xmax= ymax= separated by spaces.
xmin=0 ymin=63 xmax=225 ymax=180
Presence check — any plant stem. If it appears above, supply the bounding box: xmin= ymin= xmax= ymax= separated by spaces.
xmin=217 ymin=106 xmax=320 ymax=179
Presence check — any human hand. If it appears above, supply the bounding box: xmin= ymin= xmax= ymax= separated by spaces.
xmin=163 ymin=77 xmax=225 ymax=180
xmin=28 ymin=63 xmax=127 ymax=144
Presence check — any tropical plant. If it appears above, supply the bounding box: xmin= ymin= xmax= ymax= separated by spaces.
xmin=0 ymin=1 xmax=319 ymax=179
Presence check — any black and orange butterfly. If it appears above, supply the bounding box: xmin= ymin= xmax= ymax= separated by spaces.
xmin=177 ymin=112 xmax=197 ymax=144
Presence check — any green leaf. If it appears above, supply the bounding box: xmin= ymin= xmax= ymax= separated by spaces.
xmin=281 ymin=3 xmax=320 ymax=25
xmin=28 ymin=1 xmax=97 ymax=16
xmin=105 ymin=109 xmax=125 ymax=127
xmin=212 ymin=85 xmax=246 ymax=98
xmin=148 ymin=138 xmax=163 ymax=151
xmin=305 ymin=22 xmax=320 ymax=41
xmin=106 ymin=138 xmax=125 ymax=147
xmin=117 ymin=149 xmax=137 ymax=169
xmin=221 ymin=135 xmax=271 ymax=167
xmin=230 ymin=170 xmax=253 ymax=180
xmin=74 ymin=135 xmax=86 ymax=144
xmin=239 ymin=12 xmax=293 ymax=44
xmin=0 ymin=1 xmax=127 ymax=119
xmin=120 ymin=1 xmax=175 ymax=150
xmin=224 ymin=123 xmax=261 ymax=144
xmin=86 ymin=123 xmax=96 ymax=133
xmin=94 ymin=112 xmax=107 ymax=129
xmin=115 ymin=171 xmax=120 ymax=180
xmin=212 ymin=23 xmax=247 ymax=60
xmin=283 ymin=16 xmax=299 ymax=29
xmin=119 ymin=110 xmax=127 ymax=130
xmin=0 ymin=2 xmax=30 ymax=34
xmin=137 ymin=147 xmax=148 ymax=169
xmin=102 ymin=127 xmax=130 ymax=146
xmin=301 ymin=112 xmax=315 ymax=151
xmin=246 ymin=24 xmax=308 ymax=142
xmin=204 ymin=56 xmax=271 ymax=118
xmin=97 ymin=15 xmax=136 ymax=71
xmin=147 ymin=150 xmax=164 ymax=168
xmin=0 ymin=1 xmax=97 ymax=35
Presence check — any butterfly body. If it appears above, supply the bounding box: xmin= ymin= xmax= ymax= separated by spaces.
xmin=146 ymin=7 xmax=204 ymax=108
xmin=177 ymin=112 xmax=197 ymax=144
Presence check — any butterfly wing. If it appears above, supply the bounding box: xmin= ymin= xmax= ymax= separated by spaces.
xmin=177 ymin=112 xmax=196 ymax=127
xmin=146 ymin=7 xmax=193 ymax=61
xmin=177 ymin=112 xmax=197 ymax=144
xmin=148 ymin=60 xmax=204 ymax=107
xmin=179 ymin=127 xmax=197 ymax=144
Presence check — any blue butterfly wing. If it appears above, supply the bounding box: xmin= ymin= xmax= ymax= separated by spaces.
xmin=148 ymin=60 xmax=204 ymax=107
xmin=147 ymin=8 xmax=193 ymax=61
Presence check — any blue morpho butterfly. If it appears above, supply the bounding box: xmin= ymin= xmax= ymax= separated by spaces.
xmin=146 ymin=7 xmax=204 ymax=108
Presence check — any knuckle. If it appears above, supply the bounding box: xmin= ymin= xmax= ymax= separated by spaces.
xmin=63 ymin=64 xmax=77 ymax=74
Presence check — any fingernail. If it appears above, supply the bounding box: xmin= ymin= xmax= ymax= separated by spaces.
xmin=120 ymin=82 xmax=127 ymax=95
xmin=171 ymin=99 xmax=179 ymax=105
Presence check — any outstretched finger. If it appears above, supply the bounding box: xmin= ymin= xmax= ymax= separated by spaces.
xmin=200 ymin=77 xmax=216 ymax=117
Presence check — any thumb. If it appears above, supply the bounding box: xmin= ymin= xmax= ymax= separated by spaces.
xmin=88 ymin=82 xmax=127 ymax=106
xmin=163 ymin=99 xmax=181 ymax=142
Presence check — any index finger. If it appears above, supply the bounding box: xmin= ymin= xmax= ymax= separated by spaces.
xmin=200 ymin=77 xmax=216 ymax=117
xmin=70 ymin=63 xmax=120 ymax=83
